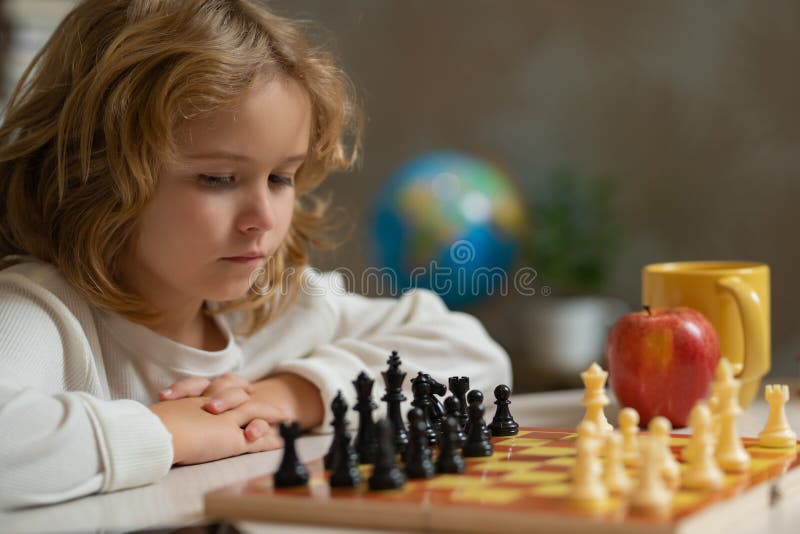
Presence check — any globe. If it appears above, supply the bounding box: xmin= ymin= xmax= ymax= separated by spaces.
xmin=371 ymin=152 xmax=527 ymax=308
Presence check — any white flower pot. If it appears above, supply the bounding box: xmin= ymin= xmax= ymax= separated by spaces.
xmin=520 ymin=296 xmax=628 ymax=387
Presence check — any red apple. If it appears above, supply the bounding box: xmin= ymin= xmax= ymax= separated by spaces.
xmin=606 ymin=305 xmax=721 ymax=428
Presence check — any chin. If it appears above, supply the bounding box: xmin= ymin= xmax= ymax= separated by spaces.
xmin=206 ymin=278 xmax=257 ymax=302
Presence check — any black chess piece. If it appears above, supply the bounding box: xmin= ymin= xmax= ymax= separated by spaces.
xmin=329 ymin=415 xmax=361 ymax=488
xmin=368 ymin=418 xmax=406 ymax=491
xmin=324 ymin=391 xmax=351 ymax=469
xmin=488 ymin=384 xmax=519 ymax=437
xmin=353 ymin=371 xmax=378 ymax=464
xmin=381 ymin=351 xmax=409 ymax=455
xmin=436 ymin=416 xmax=466 ymax=474
xmin=462 ymin=402 xmax=494 ymax=458
xmin=273 ymin=421 xmax=309 ymax=487
xmin=404 ymin=407 xmax=435 ymax=479
xmin=463 ymin=389 xmax=483 ymax=437
xmin=424 ymin=373 xmax=447 ymax=435
xmin=410 ymin=372 xmax=438 ymax=446
xmin=466 ymin=389 xmax=483 ymax=407
xmin=443 ymin=396 xmax=466 ymax=447
xmin=448 ymin=376 xmax=470 ymax=430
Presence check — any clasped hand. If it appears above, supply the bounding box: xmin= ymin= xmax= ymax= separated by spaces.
xmin=149 ymin=373 xmax=290 ymax=465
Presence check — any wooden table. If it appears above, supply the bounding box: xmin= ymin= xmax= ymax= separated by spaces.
xmin=3 ymin=380 xmax=799 ymax=534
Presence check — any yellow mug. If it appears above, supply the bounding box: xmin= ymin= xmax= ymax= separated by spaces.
xmin=642 ymin=261 xmax=770 ymax=407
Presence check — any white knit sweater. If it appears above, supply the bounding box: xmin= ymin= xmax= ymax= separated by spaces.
xmin=0 ymin=259 xmax=511 ymax=509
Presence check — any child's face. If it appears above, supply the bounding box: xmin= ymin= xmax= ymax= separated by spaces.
xmin=124 ymin=76 xmax=310 ymax=308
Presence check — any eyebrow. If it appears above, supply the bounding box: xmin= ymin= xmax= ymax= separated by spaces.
xmin=185 ymin=150 xmax=307 ymax=164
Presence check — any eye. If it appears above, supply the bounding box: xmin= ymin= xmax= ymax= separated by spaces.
xmin=269 ymin=174 xmax=295 ymax=188
xmin=198 ymin=174 xmax=235 ymax=187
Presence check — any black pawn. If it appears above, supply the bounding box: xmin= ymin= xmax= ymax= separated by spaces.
xmin=381 ymin=351 xmax=409 ymax=455
xmin=443 ymin=396 xmax=466 ymax=447
xmin=273 ymin=421 xmax=309 ymax=487
xmin=329 ymin=425 xmax=361 ymax=488
xmin=404 ymin=408 xmax=435 ymax=479
xmin=327 ymin=394 xmax=360 ymax=488
xmin=324 ymin=391 xmax=351 ymax=469
xmin=462 ymin=402 xmax=494 ymax=457
xmin=436 ymin=417 xmax=466 ymax=474
xmin=448 ymin=376 xmax=470 ymax=430
xmin=410 ymin=373 xmax=438 ymax=446
xmin=463 ymin=390 xmax=484 ymax=437
xmin=353 ymin=372 xmax=378 ymax=464
xmin=488 ymin=384 xmax=519 ymax=437
xmin=368 ymin=419 xmax=406 ymax=491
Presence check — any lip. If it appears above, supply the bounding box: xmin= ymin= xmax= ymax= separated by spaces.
xmin=222 ymin=253 xmax=264 ymax=264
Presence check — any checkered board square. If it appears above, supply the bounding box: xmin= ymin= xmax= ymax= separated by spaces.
xmin=204 ymin=428 xmax=800 ymax=534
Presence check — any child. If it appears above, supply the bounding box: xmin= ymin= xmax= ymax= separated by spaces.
xmin=0 ymin=0 xmax=511 ymax=510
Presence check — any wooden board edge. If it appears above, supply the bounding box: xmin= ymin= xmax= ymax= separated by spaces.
xmin=675 ymin=466 xmax=800 ymax=534
xmin=425 ymin=506 xmax=675 ymax=534
xmin=204 ymin=490 xmax=427 ymax=531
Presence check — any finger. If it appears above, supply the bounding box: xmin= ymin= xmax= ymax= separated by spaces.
xmin=243 ymin=418 xmax=271 ymax=442
xmin=245 ymin=424 xmax=283 ymax=452
xmin=203 ymin=387 xmax=251 ymax=414
xmin=229 ymin=400 xmax=287 ymax=427
xmin=203 ymin=373 xmax=255 ymax=397
xmin=159 ymin=377 xmax=212 ymax=400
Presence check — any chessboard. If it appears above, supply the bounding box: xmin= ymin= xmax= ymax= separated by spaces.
xmin=204 ymin=427 xmax=800 ymax=534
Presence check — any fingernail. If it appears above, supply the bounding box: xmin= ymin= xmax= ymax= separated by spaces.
xmin=160 ymin=388 xmax=173 ymax=398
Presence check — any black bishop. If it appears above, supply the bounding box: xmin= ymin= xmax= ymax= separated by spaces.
xmin=381 ymin=351 xmax=409 ymax=454
xmin=352 ymin=371 xmax=378 ymax=464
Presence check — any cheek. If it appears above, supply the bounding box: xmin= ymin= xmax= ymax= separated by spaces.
xmin=138 ymin=192 xmax=224 ymax=260
xmin=275 ymin=194 xmax=296 ymax=235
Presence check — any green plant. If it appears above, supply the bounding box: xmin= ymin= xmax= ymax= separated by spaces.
xmin=523 ymin=169 xmax=622 ymax=295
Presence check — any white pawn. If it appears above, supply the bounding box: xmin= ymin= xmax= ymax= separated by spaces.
xmin=758 ymin=384 xmax=797 ymax=448
xmin=682 ymin=403 xmax=724 ymax=490
xmin=619 ymin=407 xmax=641 ymax=467
xmin=682 ymin=400 xmax=708 ymax=463
xmin=708 ymin=363 xmax=724 ymax=440
xmin=571 ymin=420 xmax=607 ymax=504
xmin=648 ymin=416 xmax=681 ymax=489
xmin=576 ymin=419 xmax=601 ymax=452
xmin=580 ymin=363 xmax=614 ymax=437
xmin=714 ymin=359 xmax=751 ymax=473
xmin=603 ymin=431 xmax=631 ymax=495
xmin=629 ymin=437 xmax=673 ymax=516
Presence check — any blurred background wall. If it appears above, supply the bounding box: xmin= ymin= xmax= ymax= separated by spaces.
xmin=2 ymin=0 xmax=798 ymax=388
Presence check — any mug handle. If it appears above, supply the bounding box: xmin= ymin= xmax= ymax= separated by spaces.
xmin=716 ymin=276 xmax=770 ymax=383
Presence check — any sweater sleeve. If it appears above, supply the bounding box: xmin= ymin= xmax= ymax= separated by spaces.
xmin=272 ymin=272 xmax=512 ymax=432
xmin=0 ymin=276 xmax=173 ymax=510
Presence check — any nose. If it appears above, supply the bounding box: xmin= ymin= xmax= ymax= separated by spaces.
xmin=236 ymin=185 xmax=276 ymax=235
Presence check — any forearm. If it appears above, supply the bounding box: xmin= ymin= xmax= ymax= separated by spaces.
xmin=0 ymin=386 xmax=171 ymax=509
xmin=252 ymin=373 xmax=324 ymax=430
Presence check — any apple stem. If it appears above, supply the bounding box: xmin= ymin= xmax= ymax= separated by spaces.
xmin=643 ymin=305 xmax=652 ymax=316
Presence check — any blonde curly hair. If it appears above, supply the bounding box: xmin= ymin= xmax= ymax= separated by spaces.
xmin=0 ymin=0 xmax=361 ymax=335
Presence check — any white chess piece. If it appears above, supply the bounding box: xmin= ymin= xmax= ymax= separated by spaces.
xmin=648 ymin=416 xmax=681 ymax=489
xmin=580 ymin=363 xmax=613 ymax=437
xmin=603 ymin=431 xmax=631 ymax=495
xmin=682 ymin=400 xmax=708 ymax=463
xmin=682 ymin=403 xmax=724 ymax=490
xmin=714 ymin=359 xmax=751 ymax=473
xmin=576 ymin=420 xmax=601 ymax=454
xmin=619 ymin=407 xmax=641 ymax=467
xmin=758 ymin=384 xmax=797 ymax=448
xmin=629 ymin=436 xmax=673 ymax=516
xmin=571 ymin=420 xmax=607 ymax=504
